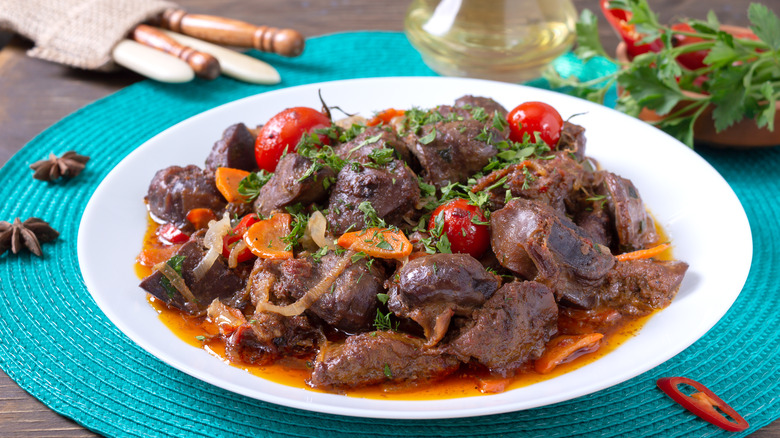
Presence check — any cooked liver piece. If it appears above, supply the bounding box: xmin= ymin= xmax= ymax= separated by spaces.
xmin=307 ymin=331 xmax=459 ymax=391
xmin=490 ymin=198 xmax=615 ymax=308
xmin=225 ymin=312 xmax=321 ymax=365
xmin=475 ymin=151 xmax=595 ymax=214
xmin=446 ymin=281 xmax=558 ymax=375
xmin=601 ymin=259 xmax=689 ymax=316
xmin=259 ymin=252 xmax=385 ymax=334
xmin=146 ymin=165 xmax=226 ymax=227
xmin=205 ymin=123 xmax=258 ymax=173
xmin=454 ymin=95 xmax=509 ymax=118
xmin=388 ymin=253 xmax=500 ymax=346
xmin=333 ymin=126 xmax=414 ymax=165
xmin=138 ymin=240 xmax=243 ymax=315
xmin=326 ymin=159 xmax=419 ymax=235
xmin=596 ymin=171 xmax=660 ymax=252
xmin=557 ymin=121 xmax=587 ymax=159
xmin=408 ymin=118 xmax=498 ymax=188
xmin=253 ymin=153 xmax=335 ymax=216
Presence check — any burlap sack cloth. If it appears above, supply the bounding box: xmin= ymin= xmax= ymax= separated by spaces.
xmin=0 ymin=0 xmax=177 ymax=71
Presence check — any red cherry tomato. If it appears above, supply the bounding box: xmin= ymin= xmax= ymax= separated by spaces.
xmin=222 ymin=213 xmax=261 ymax=263
xmin=507 ymin=102 xmax=564 ymax=147
xmin=254 ymin=107 xmax=331 ymax=172
xmin=428 ymin=199 xmax=490 ymax=259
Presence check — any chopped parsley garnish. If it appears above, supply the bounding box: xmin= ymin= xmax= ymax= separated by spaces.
xmin=237 ymin=171 xmax=273 ymax=202
xmin=491 ymin=110 xmax=509 ymax=132
xmin=311 ymin=246 xmax=330 ymax=263
xmin=374 ymin=309 xmax=399 ymax=332
xmin=358 ymin=201 xmax=387 ymax=228
xmin=281 ymin=206 xmax=309 ymax=251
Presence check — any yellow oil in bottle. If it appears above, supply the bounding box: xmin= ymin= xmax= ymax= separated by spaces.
xmin=405 ymin=0 xmax=577 ymax=82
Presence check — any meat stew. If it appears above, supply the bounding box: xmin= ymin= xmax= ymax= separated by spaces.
xmin=137 ymin=95 xmax=687 ymax=395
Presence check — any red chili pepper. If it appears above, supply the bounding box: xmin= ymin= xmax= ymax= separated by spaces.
xmin=600 ymin=0 xmax=664 ymax=59
xmin=657 ymin=377 xmax=749 ymax=432
xmin=158 ymin=223 xmax=189 ymax=244
xmin=222 ymin=213 xmax=261 ymax=263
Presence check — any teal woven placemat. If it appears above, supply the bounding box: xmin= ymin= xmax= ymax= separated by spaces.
xmin=0 ymin=31 xmax=777 ymax=437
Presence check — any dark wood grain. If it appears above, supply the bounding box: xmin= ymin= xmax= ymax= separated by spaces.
xmin=0 ymin=1 xmax=776 ymax=436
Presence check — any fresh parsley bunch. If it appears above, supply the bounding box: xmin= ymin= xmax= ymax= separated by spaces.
xmin=547 ymin=1 xmax=780 ymax=147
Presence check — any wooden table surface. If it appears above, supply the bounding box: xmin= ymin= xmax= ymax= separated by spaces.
xmin=0 ymin=0 xmax=776 ymax=436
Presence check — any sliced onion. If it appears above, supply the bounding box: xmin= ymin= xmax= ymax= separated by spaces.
xmin=193 ymin=212 xmax=231 ymax=281
xmin=227 ymin=239 xmax=247 ymax=268
xmin=256 ymin=250 xmax=355 ymax=316
xmin=154 ymin=261 xmax=198 ymax=306
xmin=307 ymin=210 xmax=336 ymax=249
xmin=335 ymin=115 xmax=367 ymax=129
xmin=207 ymin=299 xmax=247 ymax=335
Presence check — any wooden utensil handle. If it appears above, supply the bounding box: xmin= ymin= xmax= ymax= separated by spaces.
xmin=159 ymin=9 xmax=304 ymax=57
xmin=131 ymin=24 xmax=221 ymax=79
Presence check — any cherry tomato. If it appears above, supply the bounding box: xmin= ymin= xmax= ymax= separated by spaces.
xmin=507 ymin=102 xmax=564 ymax=147
xmin=222 ymin=213 xmax=261 ymax=263
xmin=254 ymin=107 xmax=331 ymax=172
xmin=428 ymin=199 xmax=489 ymax=259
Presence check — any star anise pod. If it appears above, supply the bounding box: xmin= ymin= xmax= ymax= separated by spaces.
xmin=30 ymin=151 xmax=90 ymax=181
xmin=0 ymin=218 xmax=60 ymax=257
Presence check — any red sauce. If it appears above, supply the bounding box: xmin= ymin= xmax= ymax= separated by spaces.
xmin=136 ymin=215 xmax=672 ymax=400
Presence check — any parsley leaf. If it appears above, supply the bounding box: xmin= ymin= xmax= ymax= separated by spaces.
xmin=419 ymin=128 xmax=437 ymax=145
xmin=237 ymin=171 xmax=272 ymax=202
xmin=545 ymin=2 xmax=780 ymax=148
xmin=748 ymin=3 xmax=780 ymax=51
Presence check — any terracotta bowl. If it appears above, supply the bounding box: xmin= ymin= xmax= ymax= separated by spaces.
xmin=616 ymin=26 xmax=780 ymax=148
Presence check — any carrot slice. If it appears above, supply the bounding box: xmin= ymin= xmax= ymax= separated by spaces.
xmin=186 ymin=208 xmax=217 ymax=229
xmin=215 ymin=167 xmax=251 ymax=203
xmin=367 ymin=108 xmax=405 ymax=126
xmin=535 ymin=333 xmax=604 ymax=374
xmin=136 ymin=244 xmax=181 ymax=267
xmin=337 ymin=227 xmax=413 ymax=260
xmin=476 ymin=376 xmax=515 ymax=394
xmin=243 ymin=213 xmax=293 ymax=259
xmin=615 ymin=242 xmax=671 ymax=262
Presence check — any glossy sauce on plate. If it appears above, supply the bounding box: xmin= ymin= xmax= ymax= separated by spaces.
xmin=136 ymin=215 xmax=663 ymax=400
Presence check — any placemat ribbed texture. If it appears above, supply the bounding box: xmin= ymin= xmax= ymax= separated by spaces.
xmin=0 ymin=31 xmax=777 ymax=437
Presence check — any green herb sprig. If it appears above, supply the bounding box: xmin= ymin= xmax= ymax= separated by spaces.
xmin=547 ymin=1 xmax=779 ymax=147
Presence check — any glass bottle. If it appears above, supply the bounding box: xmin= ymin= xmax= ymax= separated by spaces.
xmin=405 ymin=0 xmax=577 ymax=82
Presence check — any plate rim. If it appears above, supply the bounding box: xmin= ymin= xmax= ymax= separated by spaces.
xmin=77 ymin=76 xmax=753 ymax=419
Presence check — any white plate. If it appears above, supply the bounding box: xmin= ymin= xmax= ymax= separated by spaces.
xmin=78 ymin=77 xmax=752 ymax=419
